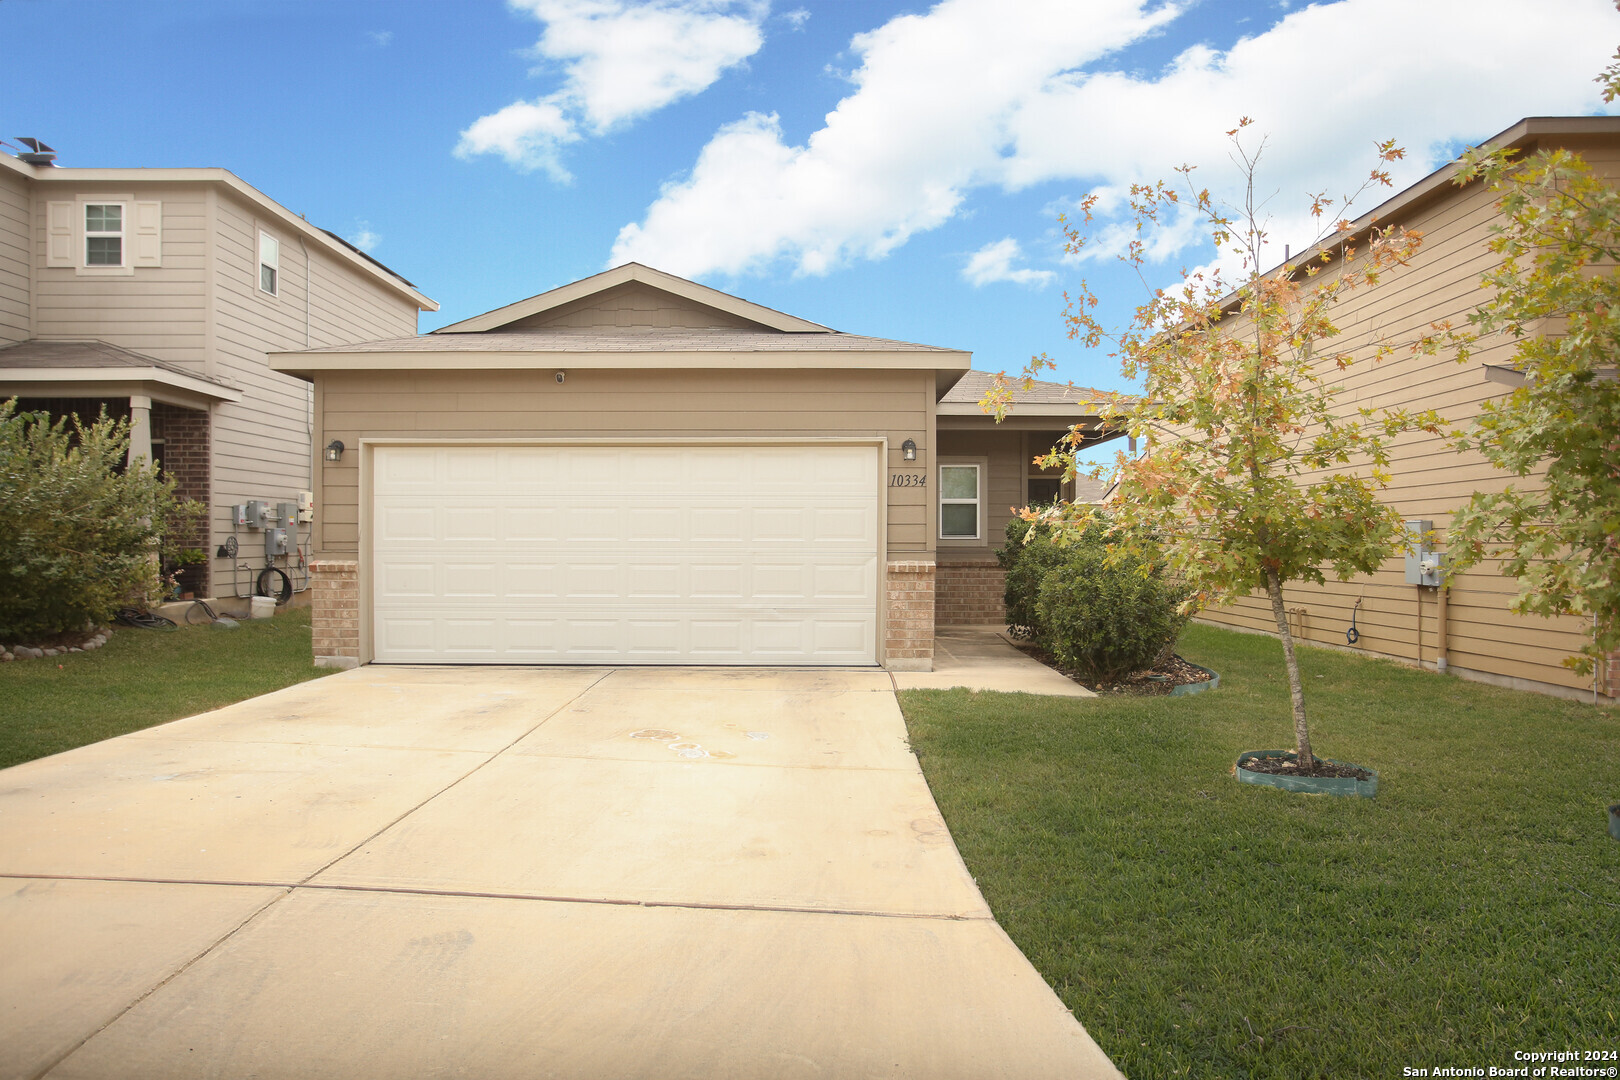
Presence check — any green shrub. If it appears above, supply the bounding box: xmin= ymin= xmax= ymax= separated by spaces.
xmin=0 ymin=399 xmax=200 ymax=640
xmin=997 ymin=513 xmax=1114 ymax=642
xmin=997 ymin=518 xmax=1066 ymax=641
xmin=1035 ymin=547 xmax=1191 ymax=686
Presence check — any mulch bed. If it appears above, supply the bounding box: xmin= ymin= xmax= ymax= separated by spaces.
xmin=1238 ymin=753 xmax=1374 ymax=781
xmin=1011 ymin=641 xmax=1213 ymax=696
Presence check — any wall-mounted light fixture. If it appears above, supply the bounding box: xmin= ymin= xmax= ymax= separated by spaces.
xmin=901 ymin=438 xmax=917 ymax=462
xmin=324 ymin=439 xmax=345 ymax=462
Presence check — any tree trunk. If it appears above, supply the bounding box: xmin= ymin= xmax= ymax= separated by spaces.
xmin=1264 ymin=568 xmax=1314 ymax=767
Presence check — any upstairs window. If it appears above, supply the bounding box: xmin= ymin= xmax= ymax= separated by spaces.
xmin=259 ymin=231 xmax=279 ymax=295
xmin=85 ymin=203 xmax=123 ymax=266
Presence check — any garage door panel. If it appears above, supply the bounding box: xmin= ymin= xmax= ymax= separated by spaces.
xmin=372 ymin=445 xmax=881 ymax=665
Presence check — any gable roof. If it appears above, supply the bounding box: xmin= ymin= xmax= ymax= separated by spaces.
xmin=0 ymin=152 xmax=437 ymax=313
xmin=433 ymin=263 xmax=833 ymax=334
xmin=937 ymin=370 xmax=1119 ymax=416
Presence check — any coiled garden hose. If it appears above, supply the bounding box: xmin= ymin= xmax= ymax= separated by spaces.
xmin=256 ymin=566 xmax=294 ymax=606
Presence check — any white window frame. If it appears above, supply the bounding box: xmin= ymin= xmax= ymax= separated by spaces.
xmin=258 ymin=231 xmax=280 ymax=296
xmin=938 ymin=459 xmax=985 ymax=543
xmin=84 ymin=202 xmax=126 ymax=268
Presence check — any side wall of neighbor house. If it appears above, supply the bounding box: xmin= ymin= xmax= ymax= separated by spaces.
xmin=31 ymin=182 xmax=211 ymax=368
xmin=208 ymin=189 xmax=420 ymax=597
xmin=1196 ymin=133 xmax=1620 ymax=700
xmin=0 ymin=168 xmax=30 ymax=345
xmin=309 ymin=366 xmax=936 ymax=562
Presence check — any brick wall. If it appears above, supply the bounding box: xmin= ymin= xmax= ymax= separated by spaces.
xmin=936 ymin=558 xmax=1006 ymax=625
xmin=152 ymin=403 xmax=211 ymax=596
xmin=1605 ymin=650 xmax=1620 ymax=701
xmin=884 ymin=560 xmax=935 ymax=672
xmin=310 ymin=559 xmax=360 ymax=669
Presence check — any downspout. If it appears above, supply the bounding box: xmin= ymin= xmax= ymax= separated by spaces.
xmin=298 ymin=236 xmax=313 ymax=489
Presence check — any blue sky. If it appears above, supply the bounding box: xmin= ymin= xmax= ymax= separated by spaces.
xmin=6 ymin=0 xmax=1618 ymax=425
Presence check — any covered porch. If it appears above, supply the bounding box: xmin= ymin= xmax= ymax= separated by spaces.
xmin=0 ymin=340 xmax=240 ymax=596
xmin=934 ymin=371 xmax=1124 ymax=625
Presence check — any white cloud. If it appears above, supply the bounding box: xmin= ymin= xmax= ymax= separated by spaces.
xmin=963 ymin=238 xmax=1055 ymax=287
xmin=456 ymin=0 xmax=766 ymax=179
xmin=366 ymin=29 xmax=393 ymax=47
xmin=347 ymin=223 xmax=381 ymax=253
xmin=612 ymin=0 xmax=1620 ymax=278
xmin=782 ymin=7 xmax=810 ymax=29
xmin=457 ymin=98 xmax=579 ymax=180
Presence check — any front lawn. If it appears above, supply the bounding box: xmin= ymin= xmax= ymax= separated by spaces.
xmin=0 ymin=607 xmax=332 ymax=769
xmin=901 ymin=623 xmax=1620 ymax=1080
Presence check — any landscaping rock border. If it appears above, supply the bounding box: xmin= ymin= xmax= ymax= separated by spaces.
xmin=1 ymin=627 xmax=112 ymax=663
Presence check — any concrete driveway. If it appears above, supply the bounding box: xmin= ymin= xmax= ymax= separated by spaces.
xmin=0 ymin=665 xmax=1120 ymax=1080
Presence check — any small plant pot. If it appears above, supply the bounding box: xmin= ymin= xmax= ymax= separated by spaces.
xmin=1235 ymin=750 xmax=1378 ymax=798
xmin=1169 ymin=663 xmax=1220 ymax=697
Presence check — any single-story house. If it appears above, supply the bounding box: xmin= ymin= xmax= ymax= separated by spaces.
xmin=271 ymin=262 xmax=1120 ymax=670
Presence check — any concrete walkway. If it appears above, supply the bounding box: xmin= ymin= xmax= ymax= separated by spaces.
xmin=892 ymin=625 xmax=1095 ymax=697
xmin=0 ymin=665 xmax=1119 ymax=1079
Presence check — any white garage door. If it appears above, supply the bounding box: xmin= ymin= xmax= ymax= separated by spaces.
xmin=371 ymin=444 xmax=881 ymax=665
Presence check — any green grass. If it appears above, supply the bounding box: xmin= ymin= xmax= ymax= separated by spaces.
xmin=0 ymin=607 xmax=333 ymax=768
xmin=900 ymin=623 xmax=1620 ymax=1080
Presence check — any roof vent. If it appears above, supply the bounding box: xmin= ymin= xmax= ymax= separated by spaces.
xmin=13 ymin=137 xmax=57 ymax=167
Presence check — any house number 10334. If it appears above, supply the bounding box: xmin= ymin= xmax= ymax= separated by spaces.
xmin=889 ymin=473 xmax=927 ymax=487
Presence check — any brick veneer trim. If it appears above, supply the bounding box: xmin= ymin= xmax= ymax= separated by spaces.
xmin=936 ymin=558 xmax=1006 ymax=626
xmin=884 ymin=560 xmax=936 ymax=672
xmin=310 ymin=559 xmax=361 ymax=669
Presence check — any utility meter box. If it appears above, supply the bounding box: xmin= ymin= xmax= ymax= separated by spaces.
xmin=296 ymin=491 xmax=315 ymax=523
xmin=264 ymin=528 xmax=289 ymax=558
xmin=232 ymin=503 xmax=249 ymax=527
xmin=244 ymin=501 xmax=270 ymax=529
xmin=277 ymin=502 xmax=298 ymax=532
xmin=1404 ymin=519 xmax=1446 ymax=586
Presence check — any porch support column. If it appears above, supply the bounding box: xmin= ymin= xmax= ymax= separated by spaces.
xmin=127 ymin=394 xmax=153 ymax=469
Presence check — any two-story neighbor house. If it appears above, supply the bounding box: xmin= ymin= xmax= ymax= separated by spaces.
xmin=1189 ymin=116 xmax=1620 ymax=702
xmin=0 ymin=146 xmax=437 ymax=603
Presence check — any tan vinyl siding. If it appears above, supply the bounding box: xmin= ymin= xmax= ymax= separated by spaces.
xmin=310 ymin=367 xmax=934 ymax=562
xmin=1195 ymin=136 xmax=1618 ymax=698
xmin=207 ymin=191 xmax=419 ymax=596
xmin=502 ymin=280 xmax=760 ymax=331
xmin=0 ymin=168 xmax=29 ymax=344
xmin=31 ymin=185 xmax=209 ymax=364
xmin=936 ymin=429 xmax=1024 ymax=558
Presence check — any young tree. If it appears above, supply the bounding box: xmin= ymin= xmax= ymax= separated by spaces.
xmin=1026 ymin=123 xmax=1442 ymax=769
xmin=1443 ymin=143 xmax=1620 ymax=677
xmin=0 ymin=399 xmax=200 ymax=639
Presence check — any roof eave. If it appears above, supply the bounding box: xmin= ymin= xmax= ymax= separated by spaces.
xmin=1 ymin=153 xmax=438 ymax=314
xmin=269 ymin=348 xmax=971 ymax=379
xmin=1216 ymin=115 xmax=1620 ymax=316
xmin=0 ymin=365 xmax=244 ymax=404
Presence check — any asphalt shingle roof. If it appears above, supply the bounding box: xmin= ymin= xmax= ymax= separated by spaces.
xmin=940 ymin=369 xmax=1116 ymax=405
xmin=0 ymin=340 xmax=235 ymax=388
xmin=293 ymin=328 xmax=961 ymax=354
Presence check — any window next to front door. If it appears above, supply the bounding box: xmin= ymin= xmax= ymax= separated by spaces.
xmin=939 ymin=462 xmax=981 ymax=541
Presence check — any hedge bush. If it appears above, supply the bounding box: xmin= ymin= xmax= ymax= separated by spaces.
xmin=0 ymin=400 xmax=199 ymax=640
xmin=997 ymin=514 xmax=1114 ymax=642
xmin=1035 ymin=547 xmax=1191 ymax=686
